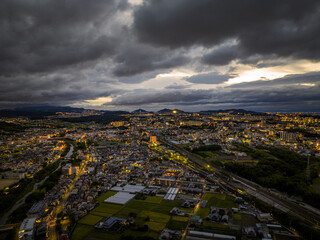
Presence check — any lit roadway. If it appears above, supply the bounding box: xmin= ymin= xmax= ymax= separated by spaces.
xmin=47 ymin=140 xmax=90 ymax=240
xmin=159 ymin=137 xmax=320 ymax=227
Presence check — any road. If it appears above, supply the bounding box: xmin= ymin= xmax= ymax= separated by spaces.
xmin=160 ymin=138 xmax=320 ymax=227
xmin=65 ymin=144 xmax=74 ymax=159
xmin=47 ymin=141 xmax=90 ymax=240
xmin=0 ymin=160 xmax=62 ymax=225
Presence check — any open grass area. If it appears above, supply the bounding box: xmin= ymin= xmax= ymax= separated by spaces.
xmin=195 ymin=151 xmax=217 ymax=159
xmin=195 ymin=207 xmax=210 ymax=219
xmin=72 ymin=193 xmax=186 ymax=240
xmin=78 ymin=214 xmax=103 ymax=226
xmin=202 ymin=193 xmax=236 ymax=208
xmin=166 ymin=219 xmax=188 ymax=230
xmin=172 ymin=216 xmax=189 ymax=222
xmin=143 ymin=196 xmax=163 ymax=204
xmin=71 ymin=223 xmax=92 ymax=240
xmin=91 ymin=203 xmax=123 ymax=215
xmin=138 ymin=210 xmax=170 ymax=223
xmin=146 ymin=221 xmax=167 ymax=231
xmin=233 ymin=213 xmax=242 ymax=221
xmin=202 ymin=221 xmax=229 ymax=229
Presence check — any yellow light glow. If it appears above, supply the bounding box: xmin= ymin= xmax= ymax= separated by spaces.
xmin=228 ymin=60 xmax=320 ymax=85
xmin=85 ymin=97 xmax=112 ymax=106
xmin=228 ymin=69 xmax=287 ymax=84
xmin=298 ymin=83 xmax=316 ymax=86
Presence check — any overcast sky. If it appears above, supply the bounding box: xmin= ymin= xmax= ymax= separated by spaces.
xmin=1 ymin=0 xmax=320 ymax=112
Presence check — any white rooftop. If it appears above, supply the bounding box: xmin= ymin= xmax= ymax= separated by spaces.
xmin=111 ymin=184 xmax=146 ymax=193
xmin=104 ymin=192 xmax=135 ymax=205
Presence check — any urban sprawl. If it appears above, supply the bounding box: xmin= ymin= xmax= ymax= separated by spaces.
xmin=1 ymin=109 xmax=320 ymax=240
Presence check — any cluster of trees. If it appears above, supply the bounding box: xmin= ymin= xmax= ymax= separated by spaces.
xmin=9 ymin=168 xmax=62 ymax=223
xmin=225 ymin=144 xmax=320 ymax=208
xmin=191 ymin=144 xmax=222 ymax=153
xmin=0 ymin=178 xmax=32 ymax=216
xmin=9 ymin=190 xmax=45 ymax=223
xmin=33 ymin=160 xmax=60 ymax=181
xmin=0 ymin=121 xmax=25 ymax=133
xmin=0 ymin=159 xmax=61 ymax=221
xmin=245 ymin=195 xmax=320 ymax=239
xmin=60 ymin=142 xmax=71 ymax=158
xmin=75 ymin=141 xmax=86 ymax=151
xmin=60 ymin=111 xmax=128 ymax=124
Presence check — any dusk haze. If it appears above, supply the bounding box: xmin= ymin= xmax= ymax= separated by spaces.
xmin=0 ymin=1 xmax=320 ymax=240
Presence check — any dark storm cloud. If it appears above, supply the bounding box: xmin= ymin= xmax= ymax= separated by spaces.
xmin=201 ymin=44 xmax=238 ymax=66
xmin=0 ymin=0 xmax=127 ymax=75
xmin=228 ymin=72 xmax=320 ymax=88
xmin=0 ymin=73 xmax=121 ymax=104
xmin=112 ymin=43 xmax=189 ymax=77
xmin=108 ymin=90 xmax=212 ymax=106
xmin=108 ymin=84 xmax=320 ymax=111
xmin=134 ymin=0 xmax=320 ymax=62
xmin=185 ymin=72 xmax=231 ymax=84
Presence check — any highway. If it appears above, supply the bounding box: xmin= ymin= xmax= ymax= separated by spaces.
xmin=160 ymin=138 xmax=320 ymax=227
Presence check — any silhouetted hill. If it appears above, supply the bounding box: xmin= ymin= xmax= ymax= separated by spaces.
xmin=158 ymin=108 xmax=184 ymax=114
xmin=0 ymin=105 xmax=87 ymax=119
xmin=14 ymin=105 xmax=85 ymax=112
xmin=200 ymin=109 xmax=258 ymax=114
xmin=132 ymin=109 xmax=148 ymax=113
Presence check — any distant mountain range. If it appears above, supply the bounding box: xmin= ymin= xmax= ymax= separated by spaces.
xmin=158 ymin=108 xmax=184 ymax=114
xmin=132 ymin=109 xmax=149 ymax=113
xmin=14 ymin=105 xmax=85 ymax=112
xmin=200 ymin=109 xmax=257 ymax=114
xmin=0 ymin=105 xmax=88 ymax=119
xmin=132 ymin=108 xmax=256 ymax=114
xmin=0 ymin=105 xmax=261 ymax=118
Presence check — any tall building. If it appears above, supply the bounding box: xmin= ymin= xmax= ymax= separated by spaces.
xmin=150 ymin=136 xmax=157 ymax=143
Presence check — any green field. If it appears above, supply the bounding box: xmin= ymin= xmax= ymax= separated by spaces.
xmin=166 ymin=219 xmax=189 ymax=230
xmin=202 ymin=193 xmax=236 ymax=208
xmin=195 ymin=207 xmax=210 ymax=219
xmin=233 ymin=213 xmax=242 ymax=221
xmin=72 ymin=192 xmax=189 ymax=240
xmin=194 ymin=151 xmax=217 ymax=159
xmin=202 ymin=221 xmax=229 ymax=229
xmin=143 ymin=196 xmax=163 ymax=204
xmin=138 ymin=210 xmax=170 ymax=223
xmin=78 ymin=214 xmax=103 ymax=226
